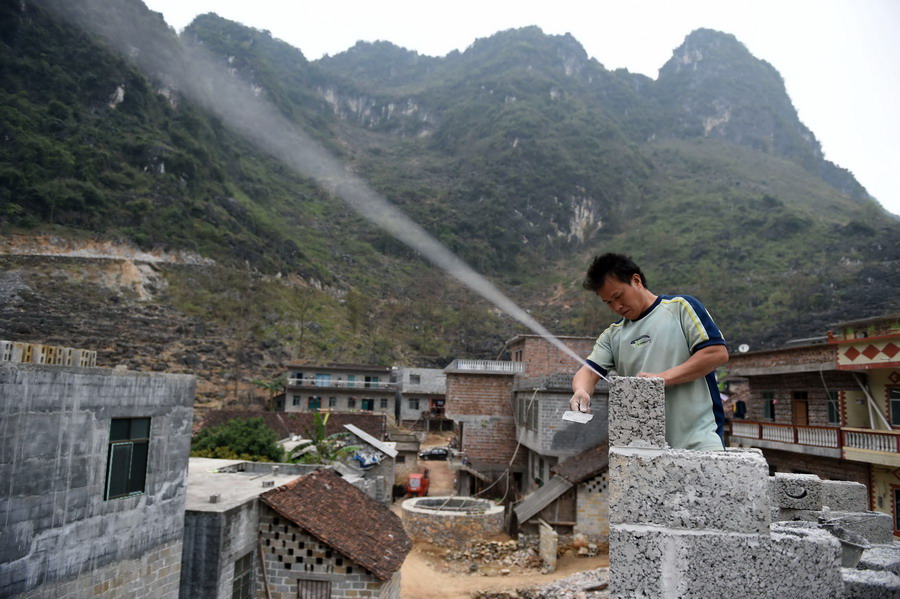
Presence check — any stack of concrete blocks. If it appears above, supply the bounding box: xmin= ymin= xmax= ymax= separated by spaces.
xmin=770 ymin=473 xmax=900 ymax=597
xmin=0 ymin=340 xmax=97 ymax=367
xmin=607 ymin=376 xmax=845 ymax=598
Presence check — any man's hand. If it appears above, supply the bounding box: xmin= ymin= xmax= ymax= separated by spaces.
xmin=571 ymin=364 xmax=601 ymax=412
xmin=569 ymin=388 xmax=592 ymax=413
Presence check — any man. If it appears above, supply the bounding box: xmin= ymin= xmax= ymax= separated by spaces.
xmin=569 ymin=253 xmax=729 ymax=450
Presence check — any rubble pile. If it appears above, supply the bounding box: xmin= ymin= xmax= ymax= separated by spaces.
xmin=445 ymin=540 xmax=542 ymax=570
xmin=471 ymin=567 xmax=610 ymax=599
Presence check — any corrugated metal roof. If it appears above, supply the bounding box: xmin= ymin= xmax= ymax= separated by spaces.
xmin=344 ymin=423 xmax=397 ymax=458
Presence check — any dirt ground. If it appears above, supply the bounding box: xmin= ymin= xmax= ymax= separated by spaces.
xmin=400 ymin=544 xmax=608 ymax=599
xmin=396 ymin=433 xmax=609 ymax=599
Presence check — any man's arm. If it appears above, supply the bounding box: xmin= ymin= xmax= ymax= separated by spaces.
xmin=638 ymin=344 xmax=728 ymax=386
xmin=569 ymin=364 xmax=602 ymax=413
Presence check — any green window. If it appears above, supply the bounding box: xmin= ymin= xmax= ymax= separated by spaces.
xmin=105 ymin=418 xmax=150 ymax=500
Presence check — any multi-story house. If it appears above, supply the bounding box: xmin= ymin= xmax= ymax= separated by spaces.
xmin=282 ymin=364 xmax=449 ymax=428
xmin=284 ymin=364 xmax=397 ymax=416
xmin=0 ymin=347 xmax=194 ymax=599
xmin=445 ymin=334 xmax=612 ymax=541
xmin=726 ymin=313 xmax=900 ymax=537
xmin=394 ymin=367 xmax=448 ymax=428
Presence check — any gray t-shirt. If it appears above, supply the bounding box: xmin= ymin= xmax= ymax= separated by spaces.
xmin=586 ymin=295 xmax=726 ymax=450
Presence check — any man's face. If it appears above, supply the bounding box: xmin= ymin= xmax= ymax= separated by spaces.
xmin=596 ymin=274 xmax=646 ymax=321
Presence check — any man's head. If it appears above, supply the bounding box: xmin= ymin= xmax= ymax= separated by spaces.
xmin=582 ymin=253 xmax=647 ymax=292
xmin=583 ymin=253 xmax=653 ymax=321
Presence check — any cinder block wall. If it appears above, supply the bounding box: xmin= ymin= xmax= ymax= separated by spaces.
xmin=258 ymin=507 xmax=394 ymax=599
xmin=180 ymin=500 xmax=261 ymax=599
xmin=0 ymin=363 xmax=195 ymax=598
xmin=607 ymin=376 xmax=844 ymax=599
xmin=575 ymin=472 xmax=609 ymax=543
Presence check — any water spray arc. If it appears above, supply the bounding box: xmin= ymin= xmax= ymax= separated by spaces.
xmin=45 ymin=0 xmax=608 ymax=382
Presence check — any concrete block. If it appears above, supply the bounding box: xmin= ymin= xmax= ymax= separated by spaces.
xmin=608 ymin=376 xmax=667 ymax=449
xmin=609 ymin=524 xmax=842 ymax=599
xmin=858 ymin=544 xmax=900 ymax=577
xmin=826 ymin=512 xmax=896 ymax=545
xmin=841 ymin=567 xmax=900 ymax=599
xmin=769 ymin=473 xmax=823 ymax=510
xmin=822 ymin=480 xmax=869 ymax=512
xmin=608 ymin=448 xmax=771 ymax=533
xmin=773 ymin=508 xmax=821 ymax=523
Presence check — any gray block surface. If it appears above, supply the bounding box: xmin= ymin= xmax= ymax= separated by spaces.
xmin=609 ymin=448 xmax=771 ymax=533
xmin=608 ymin=376 xmax=667 ymax=449
xmin=822 ymin=479 xmax=869 ymax=512
xmin=769 ymin=473 xmax=823 ymax=510
xmin=609 ymin=525 xmax=842 ymax=599
xmin=858 ymin=544 xmax=900 ymax=577
xmin=841 ymin=567 xmax=900 ymax=599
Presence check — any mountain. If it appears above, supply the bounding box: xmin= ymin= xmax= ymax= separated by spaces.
xmin=1 ymin=0 xmax=897 ymax=404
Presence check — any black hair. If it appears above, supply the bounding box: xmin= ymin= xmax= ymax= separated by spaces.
xmin=581 ymin=253 xmax=647 ymax=291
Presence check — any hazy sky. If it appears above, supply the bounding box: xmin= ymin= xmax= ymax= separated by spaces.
xmin=142 ymin=0 xmax=899 ymax=216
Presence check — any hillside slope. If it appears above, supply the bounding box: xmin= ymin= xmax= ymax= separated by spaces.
xmin=0 ymin=0 xmax=896 ymax=404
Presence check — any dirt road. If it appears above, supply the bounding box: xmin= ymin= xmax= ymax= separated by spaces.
xmin=400 ymin=543 xmax=608 ymax=599
xmin=397 ymin=433 xmax=608 ymax=598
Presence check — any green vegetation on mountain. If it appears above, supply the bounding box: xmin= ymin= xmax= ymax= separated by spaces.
xmin=1 ymin=0 xmax=897 ymax=401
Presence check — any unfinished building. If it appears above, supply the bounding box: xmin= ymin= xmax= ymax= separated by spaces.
xmin=0 ymin=360 xmax=194 ymax=598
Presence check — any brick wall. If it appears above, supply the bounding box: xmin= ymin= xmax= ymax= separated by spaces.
xmin=510 ymin=336 xmax=595 ymax=379
xmin=728 ymin=344 xmax=836 ymax=370
xmin=446 ymin=373 xmax=521 ymax=468
xmin=745 ymin=371 xmax=859 ymax=426
xmin=15 ymin=539 xmax=182 ymax=599
xmin=258 ymin=508 xmax=393 ymax=599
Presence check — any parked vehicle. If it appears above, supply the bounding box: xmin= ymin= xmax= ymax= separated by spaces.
xmin=418 ymin=446 xmax=449 ymax=460
xmin=406 ymin=470 xmax=430 ymax=497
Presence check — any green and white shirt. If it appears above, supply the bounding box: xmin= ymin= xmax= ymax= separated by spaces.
xmin=586 ymin=295 xmax=726 ymax=450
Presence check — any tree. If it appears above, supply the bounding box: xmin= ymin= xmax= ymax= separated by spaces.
xmin=290 ymin=412 xmax=361 ymax=464
xmin=191 ymin=417 xmax=284 ymax=462
xmin=252 ymin=374 xmax=286 ymax=410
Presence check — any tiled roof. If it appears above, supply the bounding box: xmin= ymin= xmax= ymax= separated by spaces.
xmin=195 ymin=410 xmax=387 ymax=440
xmin=551 ymin=442 xmax=609 ymax=485
xmin=259 ymin=469 xmax=412 ymax=580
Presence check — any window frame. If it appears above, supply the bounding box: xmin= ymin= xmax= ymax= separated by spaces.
xmin=105 ymin=417 xmax=151 ymax=501
xmin=232 ymin=552 xmax=253 ymax=599
xmin=889 ymin=387 xmax=900 ymax=427
xmin=762 ymin=391 xmax=776 ymax=421
xmin=826 ymin=390 xmax=841 ymax=426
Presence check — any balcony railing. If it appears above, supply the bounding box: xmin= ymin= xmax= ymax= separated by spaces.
xmin=842 ymin=428 xmax=900 ymax=453
xmin=731 ymin=420 xmax=900 ymax=456
xmin=454 ymin=360 xmax=524 ymax=373
xmin=286 ymin=377 xmax=397 ymax=391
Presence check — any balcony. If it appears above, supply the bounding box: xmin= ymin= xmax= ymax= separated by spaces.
xmin=451 ymin=360 xmax=524 ymax=373
xmin=286 ymin=377 xmax=397 ymax=392
xmin=730 ymin=420 xmax=900 ymax=466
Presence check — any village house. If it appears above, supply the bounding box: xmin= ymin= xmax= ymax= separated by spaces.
xmin=394 ymin=367 xmax=449 ymax=429
xmin=281 ymin=364 xmax=448 ymax=428
xmin=444 ymin=334 xmax=612 ymax=542
xmin=0 ymin=342 xmax=194 ymax=599
xmin=258 ymin=468 xmax=412 ymax=598
xmin=283 ymin=364 xmax=397 ymax=416
xmin=726 ymin=313 xmax=900 ymax=536
xmin=180 ymin=460 xmax=411 ymax=598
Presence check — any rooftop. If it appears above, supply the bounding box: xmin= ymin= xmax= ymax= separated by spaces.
xmin=184 ymin=458 xmax=319 ymax=513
